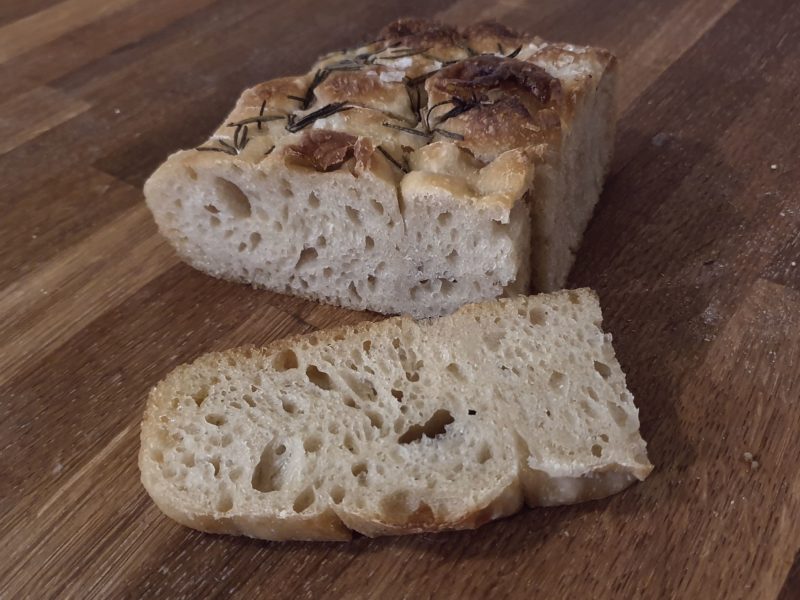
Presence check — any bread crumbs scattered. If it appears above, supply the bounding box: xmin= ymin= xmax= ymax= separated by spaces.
xmin=770 ymin=164 xmax=778 ymax=171
xmin=743 ymin=452 xmax=759 ymax=470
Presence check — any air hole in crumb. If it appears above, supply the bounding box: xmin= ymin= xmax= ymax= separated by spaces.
xmin=607 ymin=402 xmax=629 ymax=427
xmin=587 ymin=387 xmax=599 ymax=401
xmin=529 ymin=307 xmax=546 ymax=326
xmin=364 ymin=236 xmax=375 ymax=250
xmin=216 ymin=493 xmax=233 ymax=513
xmin=445 ymin=248 xmax=458 ymax=264
xmin=370 ymin=198 xmax=384 ymax=215
xmin=477 ymin=444 xmax=492 ymax=464
xmin=242 ymin=394 xmax=256 ymax=408
xmin=391 ymin=388 xmax=404 ymax=401
xmin=191 ymin=386 xmax=209 ymax=406
xmin=398 ymin=410 xmax=454 ymax=444
xmin=205 ymin=414 xmax=225 ymax=427
xmin=273 ymin=349 xmax=299 ymax=371
xmin=568 ymin=291 xmax=581 ymax=304
xmin=304 ymin=435 xmax=322 ymax=453
xmin=343 ymin=397 xmax=357 ymax=408
xmin=295 ymin=247 xmax=318 ymax=269
xmin=437 ymin=211 xmax=452 ymax=226
xmin=363 ymin=340 xmax=372 ymax=352
xmin=346 ymin=205 xmax=362 ymax=224
xmin=210 ymin=216 xmax=221 ymax=228
xmin=306 ymin=365 xmax=333 ymax=390
xmin=249 ymin=232 xmax=262 ymax=250
xmin=591 ymin=444 xmax=603 ymax=458
xmin=549 ymin=371 xmax=566 ymax=390
xmin=238 ymin=242 xmax=247 ymax=252
xmin=344 ymin=434 xmax=357 ymax=453
xmin=210 ymin=457 xmax=221 ymax=477
xmin=348 ymin=282 xmax=363 ymax=302
xmin=214 ymin=177 xmax=251 ymax=218
xmin=307 ymin=192 xmax=320 ymax=208
xmin=594 ymin=361 xmax=612 ymax=379
xmin=292 ymin=486 xmax=315 ymax=512
xmin=204 ymin=204 xmax=220 ymax=214
xmin=316 ymin=235 xmax=327 ymax=247
xmin=365 ymin=410 xmax=383 ymax=429
xmin=279 ymin=178 xmax=294 ymax=199
xmin=351 ymin=462 xmax=368 ymax=477
xmin=330 ymin=485 xmax=345 ymax=504
xmin=380 ymin=490 xmax=410 ymax=517
xmin=252 ymin=441 xmax=285 ymax=492
xmin=282 ymin=399 xmax=297 ymax=414
xmin=367 ymin=275 xmax=376 ymax=290
xmin=323 ymin=267 xmax=333 ymax=278
xmin=446 ymin=363 xmax=464 ymax=380
xmin=600 ymin=434 xmax=609 ymax=442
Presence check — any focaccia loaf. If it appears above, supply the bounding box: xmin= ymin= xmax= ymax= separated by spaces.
xmin=144 ymin=19 xmax=617 ymax=317
xmin=139 ymin=290 xmax=652 ymax=541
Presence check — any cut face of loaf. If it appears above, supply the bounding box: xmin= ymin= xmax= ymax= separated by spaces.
xmin=144 ymin=19 xmax=617 ymax=317
xmin=139 ymin=290 xmax=652 ymax=541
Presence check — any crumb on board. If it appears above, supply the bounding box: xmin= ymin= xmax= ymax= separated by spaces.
xmin=770 ymin=163 xmax=778 ymax=171
xmin=743 ymin=452 xmax=760 ymax=470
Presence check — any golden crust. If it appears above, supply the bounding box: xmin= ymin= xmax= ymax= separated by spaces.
xmin=189 ymin=18 xmax=616 ymax=205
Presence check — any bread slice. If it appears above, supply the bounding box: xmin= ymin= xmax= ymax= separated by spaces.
xmin=139 ymin=290 xmax=651 ymax=541
xmin=143 ymin=19 xmax=617 ymax=317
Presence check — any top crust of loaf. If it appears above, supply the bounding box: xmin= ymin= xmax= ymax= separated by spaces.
xmin=154 ymin=18 xmax=614 ymax=188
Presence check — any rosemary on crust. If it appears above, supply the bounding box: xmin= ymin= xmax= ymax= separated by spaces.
xmin=377 ymin=145 xmax=408 ymax=173
xmin=285 ymin=102 xmax=352 ymax=133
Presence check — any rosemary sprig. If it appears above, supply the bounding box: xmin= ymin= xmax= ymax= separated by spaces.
xmin=196 ymin=146 xmax=236 ymax=155
xmin=433 ymin=96 xmax=483 ymax=124
xmin=236 ymin=125 xmax=249 ymax=151
xmin=378 ymin=47 xmax=430 ymax=60
xmin=506 ymin=45 xmax=522 ymax=59
xmin=432 ymin=128 xmax=464 ymax=141
xmin=382 ymin=121 xmax=431 ymax=138
xmin=377 ymin=145 xmax=408 ymax=173
xmin=264 ymin=145 xmax=275 ymax=156
xmin=424 ymin=99 xmax=455 ymax=132
xmin=285 ymin=102 xmax=351 ymax=133
xmin=258 ymin=100 xmax=266 ymax=129
xmin=227 ymin=115 xmax=285 ymax=127
xmin=196 ymin=138 xmax=238 ymax=155
xmin=218 ymin=139 xmax=238 ymax=153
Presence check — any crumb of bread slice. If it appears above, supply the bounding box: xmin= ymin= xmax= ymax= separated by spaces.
xmin=139 ymin=289 xmax=652 ymax=541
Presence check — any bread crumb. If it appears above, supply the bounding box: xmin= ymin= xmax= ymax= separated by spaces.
xmin=770 ymin=164 xmax=778 ymax=171
xmin=791 ymin=261 xmax=797 ymax=267
xmin=743 ymin=451 xmax=759 ymax=470
xmin=651 ymin=132 xmax=670 ymax=147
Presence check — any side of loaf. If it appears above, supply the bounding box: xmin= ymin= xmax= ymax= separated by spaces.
xmin=139 ymin=290 xmax=652 ymax=541
xmin=143 ymin=19 xmax=617 ymax=317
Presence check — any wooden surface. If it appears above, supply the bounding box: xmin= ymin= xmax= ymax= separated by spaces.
xmin=1 ymin=0 xmax=799 ymax=598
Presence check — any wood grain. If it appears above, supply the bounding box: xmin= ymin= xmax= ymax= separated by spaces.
xmin=1 ymin=0 xmax=799 ymax=598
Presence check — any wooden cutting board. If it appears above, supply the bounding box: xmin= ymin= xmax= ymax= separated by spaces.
xmin=1 ymin=0 xmax=799 ymax=598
